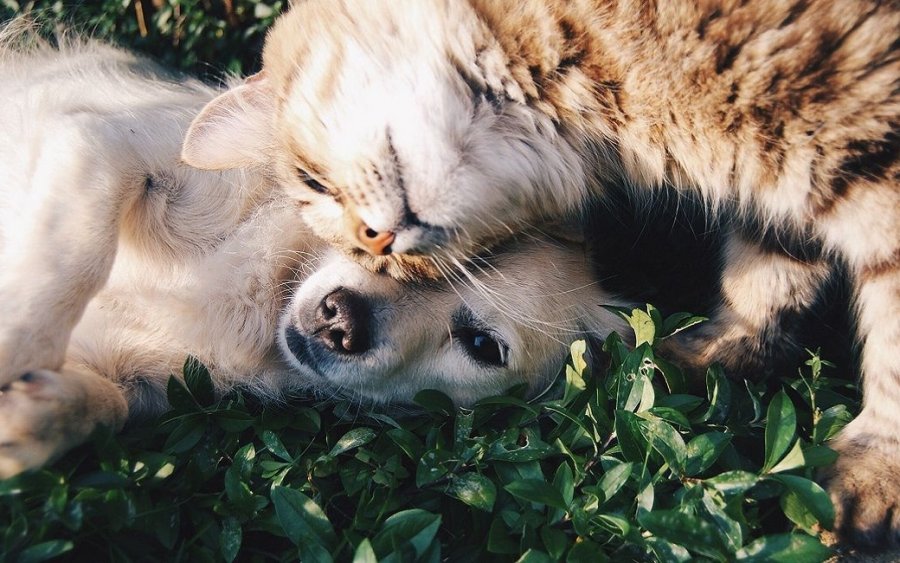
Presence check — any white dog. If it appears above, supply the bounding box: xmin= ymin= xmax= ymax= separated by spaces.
xmin=0 ymin=28 xmax=623 ymax=477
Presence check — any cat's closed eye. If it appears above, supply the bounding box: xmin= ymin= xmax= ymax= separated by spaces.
xmin=295 ymin=168 xmax=330 ymax=195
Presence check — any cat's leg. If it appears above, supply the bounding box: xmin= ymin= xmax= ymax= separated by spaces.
xmin=816 ymin=179 xmax=900 ymax=547
xmin=0 ymin=115 xmax=132 ymax=386
xmin=660 ymin=230 xmax=831 ymax=380
xmin=0 ymin=366 xmax=128 ymax=478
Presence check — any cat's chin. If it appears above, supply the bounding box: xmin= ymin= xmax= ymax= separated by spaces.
xmin=343 ymin=248 xmax=443 ymax=281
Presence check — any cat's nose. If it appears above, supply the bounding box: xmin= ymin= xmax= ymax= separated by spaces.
xmin=357 ymin=223 xmax=395 ymax=255
xmin=312 ymin=288 xmax=371 ymax=355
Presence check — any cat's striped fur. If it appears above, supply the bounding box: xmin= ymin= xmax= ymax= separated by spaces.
xmin=183 ymin=0 xmax=900 ymax=546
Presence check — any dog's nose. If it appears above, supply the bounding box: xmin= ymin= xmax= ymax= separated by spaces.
xmin=313 ymin=288 xmax=371 ymax=354
xmin=357 ymin=223 xmax=395 ymax=256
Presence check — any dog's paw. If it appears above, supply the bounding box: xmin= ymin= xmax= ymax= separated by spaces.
xmin=821 ymin=436 xmax=900 ymax=548
xmin=0 ymin=369 xmax=126 ymax=479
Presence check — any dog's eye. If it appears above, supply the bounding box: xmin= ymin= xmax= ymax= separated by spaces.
xmin=455 ymin=327 xmax=508 ymax=367
xmin=296 ymin=168 xmax=329 ymax=195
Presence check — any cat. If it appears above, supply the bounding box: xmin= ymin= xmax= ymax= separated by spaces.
xmin=181 ymin=0 xmax=900 ymax=546
xmin=0 ymin=26 xmax=623 ymax=477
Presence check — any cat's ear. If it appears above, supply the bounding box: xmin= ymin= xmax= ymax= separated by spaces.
xmin=182 ymin=71 xmax=276 ymax=170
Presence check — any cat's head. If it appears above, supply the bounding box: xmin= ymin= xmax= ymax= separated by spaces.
xmin=182 ymin=0 xmax=588 ymax=280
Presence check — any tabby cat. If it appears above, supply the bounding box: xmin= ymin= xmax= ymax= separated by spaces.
xmin=182 ymin=0 xmax=900 ymax=546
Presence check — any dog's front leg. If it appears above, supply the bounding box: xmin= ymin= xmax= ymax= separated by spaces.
xmin=0 ymin=115 xmax=131 ymax=385
xmin=0 ymin=366 xmax=128 ymax=478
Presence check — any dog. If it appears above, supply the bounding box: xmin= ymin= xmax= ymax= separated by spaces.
xmin=0 ymin=28 xmax=623 ymax=477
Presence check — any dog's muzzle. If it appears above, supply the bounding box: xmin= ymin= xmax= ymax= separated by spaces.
xmin=284 ymin=287 xmax=374 ymax=376
xmin=310 ymin=288 xmax=372 ymax=355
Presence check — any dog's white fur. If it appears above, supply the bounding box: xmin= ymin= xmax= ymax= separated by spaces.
xmin=0 ymin=29 xmax=623 ymax=477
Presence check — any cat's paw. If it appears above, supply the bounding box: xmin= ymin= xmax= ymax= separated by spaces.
xmin=658 ymin=323 xmax=792 ymax=383
xmin=0 ymin=369 xmax=126 ymax=479
xmin=658 ymin=328 xmax=761 ymax=382
xmin=821 ymin=435 xmax=900 ymax=548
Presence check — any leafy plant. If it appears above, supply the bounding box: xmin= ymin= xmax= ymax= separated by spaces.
xmin=0 ymin=306 xmax=858 ymax=561
xmin=1 ymin=0 xmax=283 ymax=78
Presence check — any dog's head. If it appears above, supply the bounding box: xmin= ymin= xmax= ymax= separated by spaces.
xmin=278 ymin=237 xmax=624 ymax=406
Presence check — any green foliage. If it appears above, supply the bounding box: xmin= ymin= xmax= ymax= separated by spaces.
xmin=0 ymin=307 xmax=858 ymax=561
xmin=1 ymin=0 xmax=283 ymax=78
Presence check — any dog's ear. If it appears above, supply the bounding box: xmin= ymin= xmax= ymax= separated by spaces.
xmin=543 ymin=217 xmax=586 ymax=245
xmin=181 ymin=71 xmax=275 ymax=170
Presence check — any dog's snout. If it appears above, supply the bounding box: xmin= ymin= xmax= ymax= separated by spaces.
xmin=313 ymin=288 xmax=371 ymax=354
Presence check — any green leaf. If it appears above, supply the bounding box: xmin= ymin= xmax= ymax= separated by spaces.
xmin=416 ymin=449 xmax=453 ymax=487
xmin=372 ymin=509 xmax=441 ymax=562
xmin=596 ymin=513 xmax=632 ymax=536
xmin=271 ymin=487 xmax=337 ymax=550
xmin=801 ymin=445 xmax=838 ymax=468
xmin=17 ymin=540 xmax=74 ymax=563
xmin=454 ymin=408 xmax=475 ymax=446
xmin=614 ymin=410 xmax=649 ymax=463
xmin=734 ymin=533 xmax=831 ymax=562
xmin=562 ymin=341 xmax=589 ymax=405
xmin=764 ymin=391 xmax=797 ymax=472
xmin=684 ymin=432 xmax=732 ymax=476
xmin=487 ymin=432 xmax=556 ymax=462
xmin=220 ymin=517 xmax=242 ymax=563
xmin=166 ymin=375 xmax=198 ymax=411
xmin=660 ymin=312 xmax=707 ymax=339
xmin=330 ymin=428 xmax=377 ymax=456
xmin=648 ymin=406 xmax=692 ymax=429
xmin=705 ymin=471 xmax=760 ymax=496
xmin=387 ymin=428 xmax=425 ymax=461
xmin=701 ymin=490 xmax=743 ymax=551
xmin=638 ymin=509 xmax=728 ymax=560
xmin=214 ymin=409 xmax=256 ymax=432
xmin=540 ymin=526 xmax=568 ymax=560
xmin=616 ymin=346 xmax=655 ymax=412
xmin=566 ymin=538 xmax=610 ymax=562
xmin=768 ymin=440 xmax=805 ymax=474
xmin=813 ymin=405 xmax=853 ymax=444
xmin=569 ymin=339 xmax=588 ymax=375
xmin=224 ymin=443 xmax=256 ymax=505
xmin=596 ymin=461 xmax=633 ymax=504
xmin=163 ymin=416 xmax=206 ymax=453
xmin=504 ymin=479 xmax=569 ymax=510
xmin=645 ymin=537 xmax=692 ymax=563
xmin=516 ymin=549 xmax=553 ymax=563
xmin=699 ymin=365 xmax=732 ymax=424
xmin=628 ymin=307 xmax=656 ymax=346
xmin=353 ymin=539 xmax=378 ymax=563
xmin=446 ymin=473 xmax=496 ymax=512
xmin=641 ymin=417 xmax=686 ymax=474
xmin=653 ymin=355 xmax=687 ymax=394
xmin=548 ymin=462 xmax=575 ymax=524
xmin=487 ymin=516 xmax=518 ymax=554
xmin=772 ymin=474 xmax=835 ymax=530
xmin=553 ymin=462 xmax=575 ymax=506
xmin=413 ymin=389 xmax=455 ymax=417
xmin=183 ymin=356 xmax=215 ymax=407
xmin=260 ymin=430 xmax=292 ymax=462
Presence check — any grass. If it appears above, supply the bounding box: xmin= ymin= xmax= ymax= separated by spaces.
xmin=1 ymin=0 xmax=283 ymax=78
xmin=0 ymin=307 xmax=858 ymax=561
